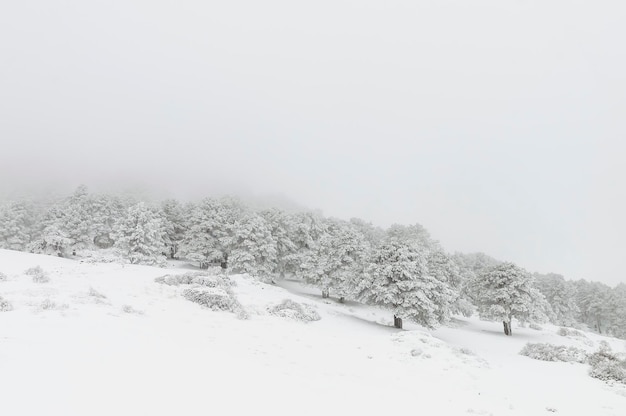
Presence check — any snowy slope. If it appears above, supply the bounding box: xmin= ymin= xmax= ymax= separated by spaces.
xmin=1 ymin=249 xmax=625 ymax=416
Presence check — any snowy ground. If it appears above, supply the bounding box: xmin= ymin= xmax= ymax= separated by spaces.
xmin=1 ymin=249 xmax=625 ymax=416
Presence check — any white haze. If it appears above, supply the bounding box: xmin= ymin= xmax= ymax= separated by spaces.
xmin=1 ymin=1 xmax=625 ymax=284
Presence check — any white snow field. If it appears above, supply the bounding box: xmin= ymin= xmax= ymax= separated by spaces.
xmin=1 ymin=249 xmax=625 ymax=416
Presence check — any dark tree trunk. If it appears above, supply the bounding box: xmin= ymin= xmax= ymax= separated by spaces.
xmin=338 ymin=296 xmax=345 ymax=303
xmin=394 ymin=315 xmax=403 ymax=329
xmin=503 ymin=320 xmax=512 ymax=336
xmin=322 ymin=288 xmax=329 ymax=298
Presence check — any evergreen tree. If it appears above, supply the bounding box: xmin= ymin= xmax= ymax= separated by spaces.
xmin=113 ymin=202 xmax=167 ymax=266
xmin=303 ymin=219 xmax=369 ymax=301
xmin=356 ymin=240 xmax=454 ymax=329
xmin=258 ymin=208 xmax=297 ymax=279
xmin=161 ymin=199 xmax=187 ymax=258
xmin=229 ymin=213 xmax=278 ymax=281
xmin=469 ymin=262 xmax=546 ymax=335
xmin=534 ymin=273 xmax=578 ymax=326
xmin=0 ymin=200 xmax=35 ymax=250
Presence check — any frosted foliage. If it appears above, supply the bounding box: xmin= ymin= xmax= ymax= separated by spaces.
xmin=160 ymin=199 xmax=187 ymax=258
xmin=0 ymin=201 xmax=34 ymax=250
xmin=534 ymin=273 xmax=578 ymax=326
xmin=27 ymin=224 xmax=72 ymax=257
xmin=286 ymin=212 xmax=328 ymax=278
xmin=356 ymin=240 xmax=454 ymax=328
xmin=113 ymin=202 xmax=166 ymax=266
xmin=302 ymin=220 xmax=368 ymax=299
xmin=469 ymin=262 xmax=546 ymax=328
xmin=228 ymin=213 xmax=278 ymax=280
xmin=258 ymin=208 xmax=298 ymax=277
xmin=178 ymin=198 xmax=247 ymax=268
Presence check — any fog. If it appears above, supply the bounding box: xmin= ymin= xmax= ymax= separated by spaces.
xmin=1 ymin=1 xmax=625 ymax=284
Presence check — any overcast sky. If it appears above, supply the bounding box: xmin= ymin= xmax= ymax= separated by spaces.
xmin=1 ymin=1 xmax=625 ymax=285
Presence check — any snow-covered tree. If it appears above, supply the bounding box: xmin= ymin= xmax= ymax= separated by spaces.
xmin=90 ymin=193 xmax=126 ymax=245
xmin=0 ymin=200 xmax=36 ymax=250
xmin=356 ymin=240 xmax=454 ymax=329
xmin=161 ymin=199 xmax=187 ymax=258
xmin=469 ymin=262 xmax=546 ymax=335
xmin=303 ymin=219 xmax=369 ymax=301
xmin=429 ymin=249 xmax=473 ymax=317
xmin=258 ymin=208 xmax=297 ymax=278
xmin=574 ymin=280 xmax=612 ymax=334
xmin=178 ymin=197 xmax=247 ymax=269
xmin=113 ymin=202 xmax=167 ymax=266
xmin=534 ymin=273 xmax=578 ymax=326
xmin=286 ymin=211 xmax=329 ymax=279
xmin=27 ymin=224 xmax=72 ymax=257
xmin=59 ymin=185 xmax=95 ymax=249
xmin=228 ymin=213 xmax=278 ymax=281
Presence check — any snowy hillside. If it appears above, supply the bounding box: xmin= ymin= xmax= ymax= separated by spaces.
xmin=1 ymin=249 xmax=625 ymax=416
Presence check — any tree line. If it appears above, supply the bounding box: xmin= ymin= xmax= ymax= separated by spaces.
xmin=0 ymin=185 xmax=625 ymax=336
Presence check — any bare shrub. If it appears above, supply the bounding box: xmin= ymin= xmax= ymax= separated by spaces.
xmin=268 ymin=299 xmax=321 ymax=323
xmin=40 ymin=298 xmax=57 ymax=310
xmin=519 ymin=343 xmax=587 ymax=363
xmin=25 ymin=266 xmax=50 ymax=283
xmin=88 ymin=287 xmax=107 ymax=299
xmin=0 ymin=295 xmax=13 ymax=312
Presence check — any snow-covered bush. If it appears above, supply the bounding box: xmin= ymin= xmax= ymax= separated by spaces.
xmin=25 ymin=266 xmax=50 ymax=283
xmin=155 ymin=271 xmax=232 ymax=288
xmin=121 ymin=304 xmax=144 ymax=315
xmin=0 ymin=295 xmax=13 ymax=312
xmin=40 ymin=299 xmax=57 ymax=310
xmin=529 ymin=323 xmax=543 ymax=331
xmin=267 ymin=299 xmax=321 ymax=323
xmin=519 ymin=343 xmax=587 ymax=363
xmin=184 ymin=287 xmax=232 ymax=310
xmin=587 ymin=342 xmax=626 ymax=383
xmin=558 ymin=327 xmax=586 ymax=338
xmin=182 ymin=287 xmax=247 ymax=319
xmin=0 ymin=272 xmax=7 ymax=281
xmin=589 ymin=359 xmax=626 ymax=384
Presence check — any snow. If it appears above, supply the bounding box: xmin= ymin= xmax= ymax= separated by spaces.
xmin=1 ymin=249 xmax=625 ymax=415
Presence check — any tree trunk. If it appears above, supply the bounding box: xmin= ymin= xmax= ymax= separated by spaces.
xmin=503 ymin=320 xmax=512 ymax=336
xmin=394 ymin=315 xmax=403 ymax=329
xmin=322 ymin=288 xmax=329 ymax=298
xmin=338 ymin=296 xmax=345 ymax=303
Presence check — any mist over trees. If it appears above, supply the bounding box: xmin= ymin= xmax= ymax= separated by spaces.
xmin=1 ymin=185 xmax=625 ymax=337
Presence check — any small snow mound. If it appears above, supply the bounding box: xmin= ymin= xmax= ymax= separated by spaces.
xmin=267 ymin=299 xmax=321 ymax=323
